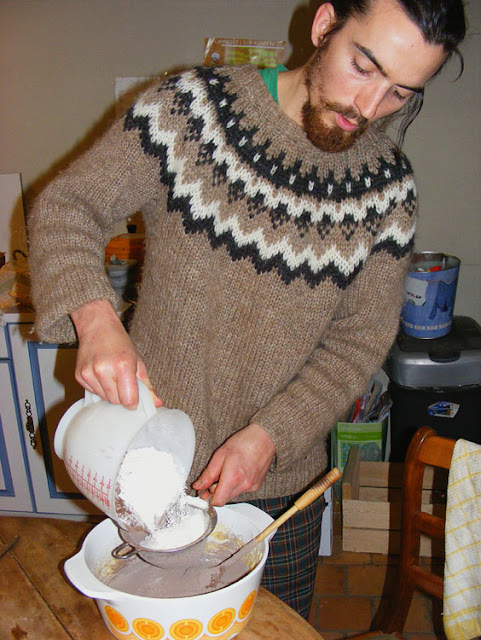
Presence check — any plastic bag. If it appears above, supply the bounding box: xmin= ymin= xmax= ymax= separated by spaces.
xmin=203 ymin=37 xmax=286 ymax=68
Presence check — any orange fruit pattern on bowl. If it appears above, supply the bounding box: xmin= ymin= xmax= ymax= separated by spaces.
xmin=207 ymin=608 xmax=235 ymax=635
xmin=132 ymin=618 xmax=164 ymax=639
xmin=170 ymin=618 xmax=203 ymax=640
xmin=105 ymin=605 xmax=129 ymax=633
xmin=238 ymin=590 xmax=257 ymax=620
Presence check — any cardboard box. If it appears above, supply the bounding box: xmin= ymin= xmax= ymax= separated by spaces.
xmin=341 ymin=446 xmax=447 ymax=556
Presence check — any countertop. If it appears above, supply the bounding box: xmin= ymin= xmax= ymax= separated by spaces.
xmin=0 ymin=516 xmax=324 ymax=639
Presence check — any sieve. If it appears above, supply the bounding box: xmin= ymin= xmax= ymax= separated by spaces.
xmin=111 ymin=501 xmax=218 ymax=569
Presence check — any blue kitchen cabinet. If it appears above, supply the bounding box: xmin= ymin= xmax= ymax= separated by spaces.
xmin=0 ymin=309 xmax=101 ymax=518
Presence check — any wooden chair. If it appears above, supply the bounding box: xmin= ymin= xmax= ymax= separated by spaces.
xmin=349 ymin=426 xmax=456 ymax=639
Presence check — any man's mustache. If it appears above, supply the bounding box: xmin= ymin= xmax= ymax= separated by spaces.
xmin=324 ymin=101 xmax=368 ymax=128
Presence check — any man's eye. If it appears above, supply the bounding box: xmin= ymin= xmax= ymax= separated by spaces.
xmin=351 ymin=59 xmax=370 ymax=76
xmin=393 ymin=88 xmax=410 ymax=102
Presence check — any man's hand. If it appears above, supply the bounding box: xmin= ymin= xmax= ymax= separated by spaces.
xmin=70 ymin=299 xmax=162 ymax=409
xmin=192 ymin=423 xmax=276 ymax=506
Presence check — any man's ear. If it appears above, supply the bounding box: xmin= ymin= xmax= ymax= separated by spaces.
xmin=311 ymin=3 xmax=336 ymax=47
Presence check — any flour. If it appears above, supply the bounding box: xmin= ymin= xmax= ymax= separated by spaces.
xmin=115 ymin=446 xmax=208 ymax=551
xmin=141 ymin=496 xmax=209 ymax=550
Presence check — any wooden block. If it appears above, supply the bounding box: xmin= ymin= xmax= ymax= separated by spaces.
xmin=342 ymin=527 xmax=443 ymax=556
xmin=340 ymin=448 xmax=447 ymax=557
xmin=343 ymin=498 xmax=401 ymax=530
xmin=359 ymin=460 xmax=403 ymax=488
xmin=341 ymin=445 xmax=360 ymax=500
xmin=358 ymin=486 xmax=401 ymax=502
xmin=358 ymin=486 xmax=438 ymax=504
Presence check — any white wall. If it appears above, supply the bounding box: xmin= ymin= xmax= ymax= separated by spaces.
xmin=1 ymin=0 xmax=480 ymax=322
xmin=402 ymin=0 xmax=481 ymax=324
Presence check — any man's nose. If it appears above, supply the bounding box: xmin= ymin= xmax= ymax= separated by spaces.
xmin=354 ymin=85 xmax=386 ymax=121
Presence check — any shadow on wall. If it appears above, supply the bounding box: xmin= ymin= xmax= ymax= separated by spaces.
xmin=285 ymin=0 xmax=318 ymax=69
xmin=23 ymin=66 xmax=189 ymax=220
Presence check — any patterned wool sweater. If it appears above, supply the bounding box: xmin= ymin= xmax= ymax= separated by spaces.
xmin=29 ymin=65 xmax=417 ymax=500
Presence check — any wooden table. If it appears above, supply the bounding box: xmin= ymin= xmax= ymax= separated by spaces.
xmin=0 ymin=517 xmax=323 ymax=639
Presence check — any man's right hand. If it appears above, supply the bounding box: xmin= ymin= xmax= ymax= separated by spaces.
xmin=70 ymin=299 xmax=162 ymax=410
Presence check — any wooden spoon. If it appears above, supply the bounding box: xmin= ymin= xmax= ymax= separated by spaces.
xmin=186 ymin=467 xmax=342 ymax=590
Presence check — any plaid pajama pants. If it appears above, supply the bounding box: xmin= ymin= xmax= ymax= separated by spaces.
xmin=247 ymin=492 xmax=325 ymax=619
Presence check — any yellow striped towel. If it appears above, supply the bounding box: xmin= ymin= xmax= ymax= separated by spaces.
xmin=444 ymin=438 xmax=481 ymax=640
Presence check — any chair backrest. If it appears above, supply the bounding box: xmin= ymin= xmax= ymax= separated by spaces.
xmin=378 ymin=426 xmax=456 ymax=633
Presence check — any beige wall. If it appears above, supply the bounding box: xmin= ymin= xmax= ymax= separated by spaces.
xmin=1 ymin=0 xmax=480 ymax=322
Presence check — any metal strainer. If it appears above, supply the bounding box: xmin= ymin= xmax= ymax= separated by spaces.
xmin=111 ymin=502 xmax=218 ymax=569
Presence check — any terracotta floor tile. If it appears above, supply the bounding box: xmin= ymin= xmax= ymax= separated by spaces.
xmin=425 ymin=599 xmax=445 ymax=639
xmin=309 ymin=516 xmax=442 ymax=639
xmin=311 ymin=542 xmax=442 ymax=638
xmin=316 ymin=596 xmax=373 ymax=631
xmin=332 ymin=534 xmax=343 ymax=555
xmin=402 ymin=597 xmax=433 ymax=633
xmin=323 ymin=550 xmax=372 ymax=566
xmin=347 ymin=564 xmax=396 ymax=596
xmin=309 ymin=594 xmax=320 ymax=628
xmin=315 ymin=563 xmax=346 ymax=595
xmin=371 ymin=552 xmax=401 ymax=566
xmin=420 ymin=555 xmax=444 ymax=566
xmin=371 ymin=595 xmax=439 ymax=635
xmin=319 ymin=632 xmax=345 ymax=640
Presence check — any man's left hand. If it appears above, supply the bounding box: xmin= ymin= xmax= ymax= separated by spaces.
xmin=192 ymin=423 xmax=276 ymax=506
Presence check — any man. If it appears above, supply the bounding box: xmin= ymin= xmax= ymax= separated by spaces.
xmin=29 ymin=0 xmax=466 ymax=619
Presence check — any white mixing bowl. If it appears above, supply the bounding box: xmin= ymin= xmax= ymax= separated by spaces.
xmin=64 ymin=503 xmax=274 ymax=640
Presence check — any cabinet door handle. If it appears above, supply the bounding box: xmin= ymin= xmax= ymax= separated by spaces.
xmin=24 ymin=399 xmax=36 ymax=449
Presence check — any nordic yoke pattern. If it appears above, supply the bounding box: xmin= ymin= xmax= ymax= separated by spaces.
xmin=125 ymin=67 xmax=415 ymax=289
xmin=29 ymin=64 xmax=417 ymax=500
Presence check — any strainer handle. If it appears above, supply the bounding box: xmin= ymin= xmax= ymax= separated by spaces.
xmin=111 ymin=542 xmax=138 ymax=560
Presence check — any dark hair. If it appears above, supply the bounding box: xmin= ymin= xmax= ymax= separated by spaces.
xmin=329 ymin=0 xmax=466 ymax=50
xmin=326 ymin=0 xmax=467 ymax=146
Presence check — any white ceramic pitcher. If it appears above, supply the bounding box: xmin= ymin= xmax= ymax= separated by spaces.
xmin=54 ymin=381 xmax=195 ymax=529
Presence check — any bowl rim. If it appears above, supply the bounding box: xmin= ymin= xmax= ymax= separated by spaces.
xmin=69 ymin=507 xmax=271 ymax=602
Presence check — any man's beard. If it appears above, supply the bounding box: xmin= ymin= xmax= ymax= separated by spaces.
xmin=302 ymin=47 xmax=369 ymax=153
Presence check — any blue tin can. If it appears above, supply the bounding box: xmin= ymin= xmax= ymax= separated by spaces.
xmin=401 ymin=252 xmax=460 ymax=339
